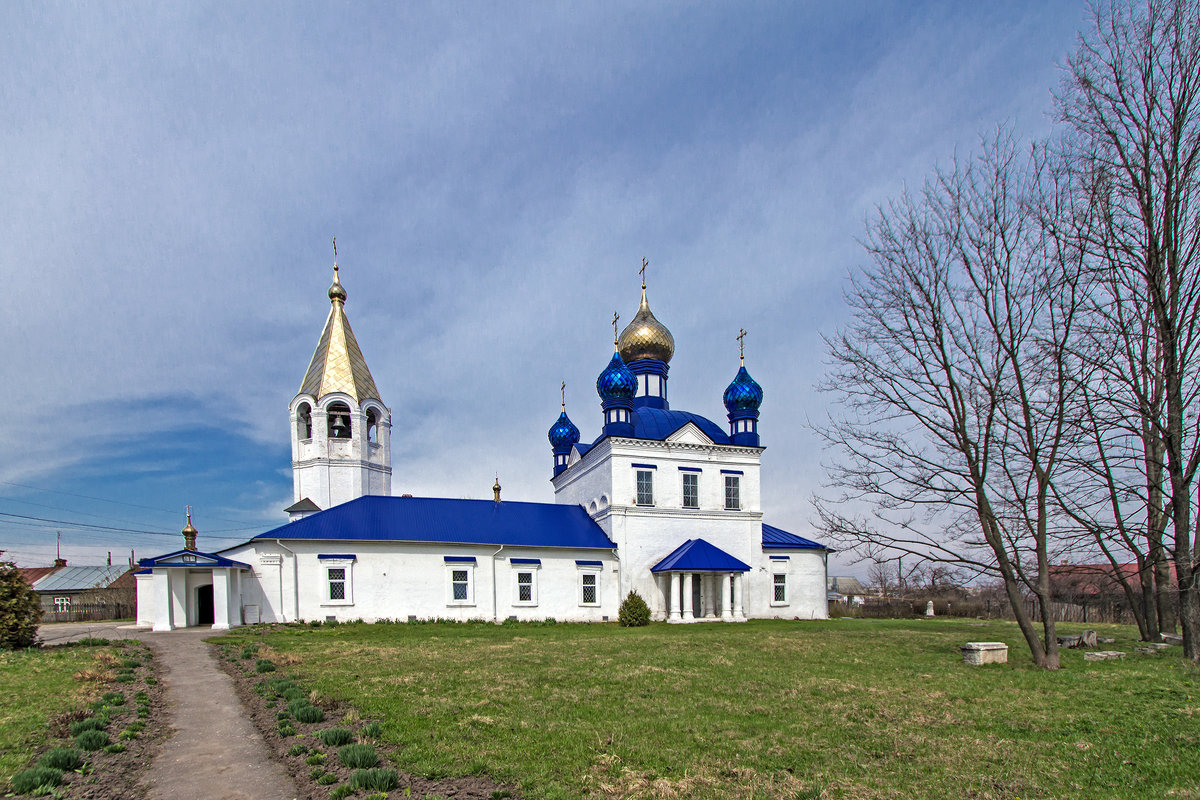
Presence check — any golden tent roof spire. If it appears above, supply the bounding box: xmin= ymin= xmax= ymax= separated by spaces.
xmin=298 ymin=244 xmax=381 ymax=404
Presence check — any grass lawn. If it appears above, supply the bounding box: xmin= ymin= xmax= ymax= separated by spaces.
xmin=225 ymin=618 xmax=1199 ymax=800
xmin=0 ymin=645 xmax=110 ymax=779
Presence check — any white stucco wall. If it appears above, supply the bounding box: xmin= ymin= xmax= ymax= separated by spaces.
xmin=222 ymin=540 xmax=619 ymax=623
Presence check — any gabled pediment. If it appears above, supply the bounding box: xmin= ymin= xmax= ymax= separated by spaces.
xmin=666 ymin=422 xmax=715 ymax=446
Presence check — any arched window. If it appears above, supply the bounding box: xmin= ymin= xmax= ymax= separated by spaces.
xmin=296 ymin=403 xmax=313 ymax=440
xmin=327 ymin=402 xmax=352 ymax=439
xmin=366 ymin=409 xmax=379 ymax=444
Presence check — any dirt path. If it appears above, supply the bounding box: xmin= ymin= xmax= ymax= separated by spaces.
xmin=140 ymin=628 xmax=299 ymax=800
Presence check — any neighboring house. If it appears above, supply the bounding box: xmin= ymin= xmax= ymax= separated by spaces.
xmin=827 ymin=576 xmax=867 ymax=605
xmin=136 ymin=267 xmax=830 ymax=630
xmin=29 ymin=563 xmax=135 ymax=622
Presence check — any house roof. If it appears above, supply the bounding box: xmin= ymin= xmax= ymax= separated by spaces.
xmin=651 ymin=538 xmax=751 ymax=573
xmin=18 ymin=566 xmax=62 ymax=587
xmin=33 ymin=565 xmax=130 ymax=592
xmin=761 ymin=523 xmax=829 ymax=551
xmin=138 ymin=550 xmax=253 ymax=570
xmin=252 ymin=495 xmax=617 ymax=550
xmin=586 ymin=407 xmax=733 ymax=449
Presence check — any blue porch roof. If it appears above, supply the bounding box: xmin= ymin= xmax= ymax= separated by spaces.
xmin=138 ymin=549 xmax=252 ymax=569
xmin=762 ymin=523 xmax=829 ymax=551
xmin=651 ymin=538 xmax=751 ymax=573
xmin=252 ymin=495 xmax=616 ymax=550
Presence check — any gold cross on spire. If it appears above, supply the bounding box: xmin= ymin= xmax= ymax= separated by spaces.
xmin=612 ymin=311 xmax=620 ymax=348
xmin=332 ymin=237 xmax=339 ymax=277
xmin=185 ymin=504 xmax=192 ymax=524
xmin=639 ymin=257 xmax=648 ymax=289
xmin=560 ymin=380 xmax=566 ymax=411
xmin=737 ymin=328 xmax=747 ymax=365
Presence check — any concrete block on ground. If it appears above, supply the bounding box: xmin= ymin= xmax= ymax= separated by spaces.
xmin=961 ymin=642 xmax=1008 ymax=665
xmin=1083 ymin=651 xmax=1125 ymax=661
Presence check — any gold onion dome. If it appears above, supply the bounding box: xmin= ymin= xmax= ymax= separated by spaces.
xmin=328 ymin=266 xmax=347 ymax=303
xmin=618 ymin=286 xmax=674 ymax=363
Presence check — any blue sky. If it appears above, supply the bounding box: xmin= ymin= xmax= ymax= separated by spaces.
xmin=0 ymin=1 xmax=1087 ymax=573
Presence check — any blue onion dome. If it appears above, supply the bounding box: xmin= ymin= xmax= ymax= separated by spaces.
xmin=724 ymin=365 xmax=763 ymax=412
xmin=548 ymin=409 xmax=580 ymax=448
xmin=596 ymin=351 xmax=637 ymax=400
xmin=618 ymin=287 xmax=675 ymax=363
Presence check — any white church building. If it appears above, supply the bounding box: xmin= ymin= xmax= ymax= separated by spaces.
xmin=135 ymin=264 xmax=829 ymax=630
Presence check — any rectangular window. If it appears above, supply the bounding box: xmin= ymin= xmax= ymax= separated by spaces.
xmin=452 ymin=570 xmax=469 ymax=601
xmin=682 ymin=472 xmax=699 ymax=508
xmin=517 ymin=573 xmax=532 ymax=602
xmin=327 ymin=568 xmax=346 ymax=601
xmin=636 ymin=470 xmax=654 ymax=505
xmin=54 ymin=596 xmax=70 ymax=613
xmin=725 ymin=475 xmax=741 ymax=510
xmin=773 ymin=573 xmax=787 ymax=604
xmin=580 ymin=573 xmax=598 ymax=605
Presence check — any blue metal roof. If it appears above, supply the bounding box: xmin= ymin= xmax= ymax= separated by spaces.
xmin=582 ymin=407 xmax=734 ymax=449
xmin=651 ymin=539 xmax=751 ymax=573
xmin=253 ymin=495 xmax=616 ymax=550
xmin=138 ymin=549 xmax=253 ymax=569
xmin=761 ymin=523 xmax=829 ymax=551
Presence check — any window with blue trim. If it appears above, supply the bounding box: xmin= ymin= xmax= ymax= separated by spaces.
xmin=578 ymin=563 xmax=601 ymax=606
xmin=682 ymin=472 xmax=699 ymax=508
xmin=724 ymin=475 xmax=741 ymax=510
xmin=321 ymin=557 xmax=355 ymax=605
xmin=446 ymin=562 xmax=475 ymax=606
xmin=636 ymin=470 xmax=654 ymax=505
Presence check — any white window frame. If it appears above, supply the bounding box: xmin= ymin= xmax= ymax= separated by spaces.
xmin=724 ymin=474 xmax=741 ymax=510
xmin=54 ymin=596 xmax=70 ymax=613
xmin=636 ymin=469 xmax=654 ymax=506
xmin=578 ymin=565 xmax=601 ymax=607
xmin=770 ymin=561 xmax=789 ymax=606
xmin=321 ymin=558 xmax=355 ymax=606
xmin=512 ymin=563 xmax=540 ymax=607
xmin=682 ymin=472 xmax=699 ymax=509
xmin=446 ymin=562 xmax=476 ymax=606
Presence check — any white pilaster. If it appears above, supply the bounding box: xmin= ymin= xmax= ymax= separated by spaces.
xmin=704 ymin=575 xmax=716 ymax=618
xmin=682 ymin=573 xmax=694 ymax=621
xmin=212 ymin=568 xmax=231 ymax=630
xmin=669 ymin=573 xmax=682 ymax=621
xmin=721 ymin=573 xmax=734 ymax=621
xmin=733 ymin=573 xmax=745 ymax=619
xmin=152 ymin=570 xmax=174 ymax=632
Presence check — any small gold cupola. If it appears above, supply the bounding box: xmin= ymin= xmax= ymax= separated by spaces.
xmin=182 ymin=506 xmax=198 ymax=551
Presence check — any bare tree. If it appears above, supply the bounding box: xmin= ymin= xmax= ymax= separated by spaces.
xmin=815 ymin=131 xmax=1081 ymax=668
xmin=1056 ymin=0 xmax=1200 ymax=658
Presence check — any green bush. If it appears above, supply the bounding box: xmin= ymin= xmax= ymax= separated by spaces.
xmin=70 ymin=717 xmax=105 ymax=736
xmin=10 ymin=766 xmax=62 ymax=794
xmin=618 ymin=590 xmax=651 ymax=627
xmin=120 ymin=658 xmax=141 ymax=669
xmin=309 ymin=767 xmax=326 ymax=780
xmin=316 ymin=773 xmax=338 ymax=785
xmin=115 ymin=674 xmax=135 ymax=682
xmin=74 ymin=637 xmax=110 ymax=646
xmin=126 ymin=721 xmax=145 ymax=732
xmin=287 ymin=698 xmax=312 ymax=716
xmin=295 ymin=705 xmax=325 ymax=724
xmin=75 ymin=729 xmax=110 ymax=751
xmin=287 ymin=744 xmax=308 ymax=757
xmin=360 ymin=721 xmax=382 ymax=739
xmin=0 ymin=560 xmax=42 ymax=649
xmin=318 ymin=727 xmax=354 ymax=747
xmin=240 ymin=645 xmax=258 ymax=659
xmin=278 ymin=723 xmax=296 ymax=738
xmin=306 ymin=753 xmax=326 ymax=766
xmin=350 ymin=768 xmax=399 ymax=792
xmin=39 ymin=747 xmax=84 ymax=771
xmin=101 ymin=692 xmax=125 ymax=706
xmin=255 ymin=659 xmax=276 ymax=673
xmin=281 ymin=687 xmax=306 ymax=702
xmin=119 ymin=729 xmax=138 ymax=740
xmin=105 ymin=743 xmax=126 ymax=754
xmin=337 ymin=743 xmax=378 ymax=769
xmin=330 ymin=786 xmax=354 ymax=800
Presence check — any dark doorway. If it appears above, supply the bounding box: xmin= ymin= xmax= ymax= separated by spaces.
xmin=197 ymin=584 xmax=214 ymax=626
xmin=692 ymin=575 xmax=703 ymax=617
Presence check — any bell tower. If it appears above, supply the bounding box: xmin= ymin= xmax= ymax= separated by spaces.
xmin=288 ymin=250 xmax=391 ymax=519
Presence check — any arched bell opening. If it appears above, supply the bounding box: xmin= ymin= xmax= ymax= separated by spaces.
xmin=366 ymin=408 xmax=379 ymax=444
xmin=327 ymin=402 xmax=352 ymax=439
xmin=296 ymin=402 xmax=313 ymax=440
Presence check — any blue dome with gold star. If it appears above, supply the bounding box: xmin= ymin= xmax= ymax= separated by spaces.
xmin=548 ymin=409 xmax=581 ymax=449
xmin=723 ymin=366 xmax=763 ymax=412
xmin=596 ymin=352 xmax=637 ymax=400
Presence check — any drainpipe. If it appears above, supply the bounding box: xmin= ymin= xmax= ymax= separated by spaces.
xmin=491 ymin=545 xmax=505 ymax=622
xmin=276 ymin=539 xmax=300 ymax=622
